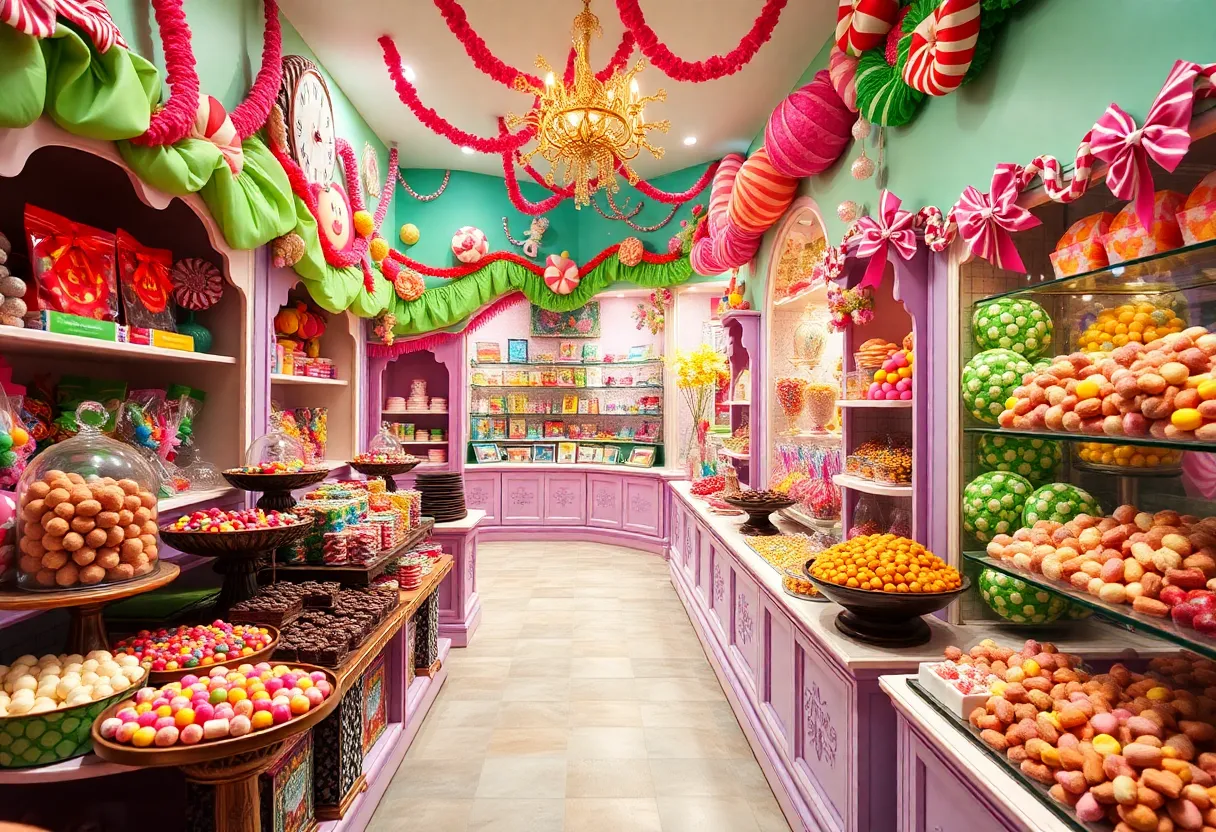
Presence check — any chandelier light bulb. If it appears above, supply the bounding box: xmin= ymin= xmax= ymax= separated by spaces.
xmin=545 ymin=71 xmax=555 ymax=87
xmin=683 ymin=136 xmax=697 ymax=146
xmin=403 ymin=65 xmax=416 ymax=83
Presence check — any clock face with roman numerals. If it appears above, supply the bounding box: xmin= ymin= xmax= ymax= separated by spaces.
xmin=288 ymin=68 xmax=336 ymax=185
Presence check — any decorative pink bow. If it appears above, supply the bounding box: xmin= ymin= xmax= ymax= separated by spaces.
xmin=854 ymin=190 xmax=916 ymax=288
xmin=953 ymin=163 xmax=1040 ymax=273
xmin=1090 ymin=60 xmax=1198 ymax=231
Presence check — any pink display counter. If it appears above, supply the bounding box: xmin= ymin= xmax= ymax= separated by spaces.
xmin=432 ymin=510 xmax=485 ymax=647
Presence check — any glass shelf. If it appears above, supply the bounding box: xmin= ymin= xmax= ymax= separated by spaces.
xmin=963 ymin=424 xmax=1216 ymax=455
xmin=469 ymin=438 xmax=661 ymax=445
xmin=907 ymin=680 xmax=1099 ymax=832
xmin=964 ymin=552 xmax=1216 ymax=661
xmin=978 ymin=237 xmax=1216 ymax=303
xmin=471 ymin=411 xmax=661 ymax=417
xmin=470 ymin=359 xmax=663 ymax=367
xmin=470 ymin=384 xmax=662 ymax=390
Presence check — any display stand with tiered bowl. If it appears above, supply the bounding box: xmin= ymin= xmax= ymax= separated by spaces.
xmin=222 ymin=432 xmax=329 ymax=511
xmin=348 ymin=425 xmax=422 ymax=492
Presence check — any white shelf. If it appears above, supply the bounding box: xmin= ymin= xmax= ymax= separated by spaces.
xmin=158 ymin=487 xmax=240 ymax=514
xmin=773 ymin=283 xmax=829 ymax=308
xmin=836 ymin=399 xmax=913 ymax=408
xmin=0 ymin=327 xmax=235 ymax=365
xmin=271 ymin=374 xmax=348 ymax=387
xmin=718 ymin=448 xmax=751 ymax=460
xmin=724 ymin=400 xmax=751 ymax=406
xmin=400 ymin=441 xmax=448 ymax=445
xmin=383 ymin=410 xmax=448 ymax=416
xmin=832 ymin=473 xmax=912 ymax=497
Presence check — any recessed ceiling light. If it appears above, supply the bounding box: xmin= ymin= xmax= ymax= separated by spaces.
xmin=404 ymin=65 xmax=417 ymax=83
xmin=683 ymin=136 xmax=697 ymax=146
xmin=461 ymin=146 xmax=474 ymax=155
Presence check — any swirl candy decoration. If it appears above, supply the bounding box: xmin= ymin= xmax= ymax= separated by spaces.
xmin=727 ymin=146 xmax=799 ymax=235
xmin=543 ymin=252 xmax=580 ymax=295
xmin=902 ymin=0 xmax=980 ymax=96
xmin=835 ymin=0 xmax=898 ymax=57
xmin=854 ymin=17 xmax=924 ymax=126
xmin=451 ymin=226 xmax=489 ymax=263
xmin=764 ymin=69 xmax=854 ymax=178
xmin=707 ymin=153 xmax=745 ymax=237
xmin=190 ymin=95 xmax=243 ymax=176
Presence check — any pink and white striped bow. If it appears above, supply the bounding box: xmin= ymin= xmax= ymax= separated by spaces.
xmin=953 ymin=163 xmax=1040 ymax=273
xmin=854 ymin=190 xmax=916 ymax=288
xmin=1091 ymin=60 xmax=1198 ymax=231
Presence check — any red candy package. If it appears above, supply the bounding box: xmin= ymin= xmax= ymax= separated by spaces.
xmin=116 ymin=229 xmax=176 ymax=331
xmin=23 ymin=205 xmax=118 ymax=321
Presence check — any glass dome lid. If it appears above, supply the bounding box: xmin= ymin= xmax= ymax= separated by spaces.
xmin=243 ymin=430 xmax=307 ymax=469
xmin=366 ymin=425 xmax=404 ymax=459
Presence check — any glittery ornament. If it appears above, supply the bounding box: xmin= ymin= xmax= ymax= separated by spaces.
xmin=851 ymin=117 xmax=871 ymax=141
xmin=618 ymin=237 xmax=644 ymax=267
xmin=851 ymin=150 xmax=875 ymax=181
xmin=837 ymin=201 xmax=861 ymax=223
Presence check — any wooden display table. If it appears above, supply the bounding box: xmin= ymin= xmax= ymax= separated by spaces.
xmin=0 ymin=564 xmax=180 ymax=654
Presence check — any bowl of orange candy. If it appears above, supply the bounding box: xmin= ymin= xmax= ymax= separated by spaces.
xmin=807 ymin=534 xmax=967 ymax=647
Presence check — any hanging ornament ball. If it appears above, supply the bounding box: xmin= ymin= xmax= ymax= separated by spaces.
xmin=851 ymin=116 xmax=871 ymax=142
xmin=399 ymin=223 xmax=420 ymax=246
xmin=618 ymin=237 xmax=644 ymax=267
xmin=451 ymin=226 xmax=489 ymax=263
xmin=369 ymin=237 xmax=389 ymax=264
xmin=543 ymin=252 xmax=580 ymax=295
xmin=393 ymin=268 xmax=425 ymax=302
xmin=837 ymin=201 xmax=861 ymax=223
xmin=763 ymin=70 xmax=853 ymax=179
xmin=353 ymin=210 xmax=374 ymax=238
xmin=170 ymin=258 xmax=224 ymax=311
xmin=850 ymin=151 xmax=875 ymax=181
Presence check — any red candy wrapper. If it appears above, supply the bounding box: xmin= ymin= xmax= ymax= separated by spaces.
xmin=24 ymin=205 xmax=118 ymax=321
xmin=116 ymin=229 xmax=177 ymax=331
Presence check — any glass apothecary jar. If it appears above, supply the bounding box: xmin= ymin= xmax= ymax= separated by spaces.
xmin=243 ymin=430 xmax=308 ymax=470
xmin=16 ymin=402 xmax=160 ymax=590
xmin=365 ymin=424 xmax=408 ymax=461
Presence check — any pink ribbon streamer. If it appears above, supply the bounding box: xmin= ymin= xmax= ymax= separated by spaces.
xmin=953 ymin=162 xmax=1041 ymax=273
xmin=1090 ymin=59 xmax=1198 ymax=230
xmin=853 ymin=190 xmax=916 ymax=288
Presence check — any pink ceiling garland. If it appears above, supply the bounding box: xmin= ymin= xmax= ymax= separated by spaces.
xmin=373 ymin=145 xmax=399 ymax=231
xmin=431 ymin=0 xmax=542 ymax=89
xmin=614 ymin=0 xmax=788 ymax=82
xmin=384 ymin=241 xmax=682 ymax=280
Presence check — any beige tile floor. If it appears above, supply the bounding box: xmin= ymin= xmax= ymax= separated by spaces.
xmin=369 ymin=540 xmax=791 ymax=832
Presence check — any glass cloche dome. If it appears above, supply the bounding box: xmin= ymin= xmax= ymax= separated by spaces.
xmin=243 ymin=430 xmax=307 ymax=469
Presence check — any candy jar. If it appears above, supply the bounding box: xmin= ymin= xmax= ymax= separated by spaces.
xmin=847 ymin=494 xmax=884 ymax=539
xmin=365 ymin=423 xmax=406 ymax=462
xmin=775 ymin=377 xmax=806 ymax=436
xmin=349 ymin=425 xmax=421 ymax=492
xmin=887 ymin=506 xmax=912 ymax=538
xmin=244 ymin=430 xmax=307 ymax=471
xmin=16 ymin=402 xmax=160 ymax=590
xmin=804 ymin=383 xmax=837 ymax=434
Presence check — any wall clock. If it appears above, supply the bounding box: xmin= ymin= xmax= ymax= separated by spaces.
xmin=361 ymin=142 xmax=382 ymax=200
xmin=278 ymin=55 xmax=336 ymax=185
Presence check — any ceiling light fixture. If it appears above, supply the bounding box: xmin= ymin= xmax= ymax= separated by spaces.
xmin=461 ymin=146 xmax=474 ymax=155
xmin=404 ymin=65 xmax=417 ymax=83
xmin=509 ymin=0 xmax=668 ymax=208
xmin=683 ymin=136 xmax=697 ymax=146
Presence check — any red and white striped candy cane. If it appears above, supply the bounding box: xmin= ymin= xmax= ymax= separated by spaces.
xmin=1019 ymin=132 xmax=1095 ymax=204
xmin=1 ymin=0 xmax=54 ymax=37
xmin=56 ymin=0 xmax=127 ymax=52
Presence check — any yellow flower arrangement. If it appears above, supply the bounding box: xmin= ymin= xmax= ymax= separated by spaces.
xmin=668 ymin=344 xmax=728 ymax=464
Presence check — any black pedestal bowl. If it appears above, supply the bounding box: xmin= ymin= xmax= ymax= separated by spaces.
xmin=806 ymin=575 xmax=971 ymax=647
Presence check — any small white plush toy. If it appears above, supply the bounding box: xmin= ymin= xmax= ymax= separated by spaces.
xmin=0 ymin=233 xmax=26 ymax=328
xmin=503 ymin=216 xmax=549 ymax=260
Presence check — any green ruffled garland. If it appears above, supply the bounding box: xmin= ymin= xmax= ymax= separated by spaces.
xmin=388 ymin=257 xmax=693 ymax=336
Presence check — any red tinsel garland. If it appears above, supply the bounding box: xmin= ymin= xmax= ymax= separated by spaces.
xmin=369 ymin=292 xmax=529 ymax=357
xmin=431 ymin=0 xmax=542 ymax=89
xmin=374 ymin=146 xmax=398 ymax=231
xmin=380 ymin=35 xmax=535 ymax=153
xmin=230 ymin=0 xmax=282 ymax=140
xmin=133 ymin=0 xmax=199 ymax=147
xmin=619 ymin=160 xmax=718 ymax=203
xmin=385 ymin=242 xmax=682 ymax=280
xmin=615 ymin=0 xmax=787 ymax=82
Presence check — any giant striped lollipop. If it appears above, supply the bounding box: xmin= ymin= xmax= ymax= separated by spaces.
xmin=544 ymin=252 xmax=580 ymax=295
xmin=902 ymin=0 xmax=981 ymax=96
xmin=451 ymin=226 xmax=489 ymax=263
xmin=170 ymin=258 xmax=224 ymax=311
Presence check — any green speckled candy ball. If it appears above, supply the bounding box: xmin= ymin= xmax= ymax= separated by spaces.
xmin=1022 ymin=483 xmax=1102 ymax=526
xmin=978 ymin=568 xmax=1069 ymax=624
xmin=962 ymin=349 xmax=1033 ymax=425
xmin=976 ymin=435 xmax=1062 ymax=485
xmin=972 ymin=298 xmax=1053 ymax=359
xmin=963 ymin=471 xmax=1033 ymax=542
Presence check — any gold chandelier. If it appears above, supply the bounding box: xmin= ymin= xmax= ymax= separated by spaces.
xmin=510 ymin=0 xmax=669 ymax=208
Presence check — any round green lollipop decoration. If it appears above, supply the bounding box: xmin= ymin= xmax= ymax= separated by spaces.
xmin=963 ymin=471 xmax=1033 ymax=542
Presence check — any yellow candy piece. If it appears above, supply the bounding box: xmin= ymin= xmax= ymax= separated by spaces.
xmin=1005 ymin=396 xmax=1019 ymax=411
xmin=1172 ymin=408 xmax=1203 ymax=432
xmin=132 ymin=726 xmax=157 ymax=747
xmin=1146 ymin=686 xmax=1171 ymax=701
xmin=1198 ymin=379 xmax=1216 ymax=400
xmin=1021 ymin=659 xmax=1040 ymax=677
xmin=1092 ymin=734 xmax=1121 ymax=756
xmin=989 ymin=680 xmax=1007 ymax=696
xmin=1075 ymin=378 xmax=1101 ymax=399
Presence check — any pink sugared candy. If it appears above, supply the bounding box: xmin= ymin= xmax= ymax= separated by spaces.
xmin=99 ymin=718 xmax=123 ymax=740
xmin=271 ymin=704 xmax=292 ymax=724
xmin=154 ymin=716 xmax=176 ymax=731
xmin=154 ymin=726 xmax=180 ymax=747
xmin=180 ymin=724 xmax=204 ymax=745
xmin=229 ymin=715 xmax=252 ymax=737
xmin=304 ymin=687 xmax=324 ymax=707
xmin=115 ymin=722 xmax=140 ymax=744
xmin=136 ymin=711 xmax=158 ymax=728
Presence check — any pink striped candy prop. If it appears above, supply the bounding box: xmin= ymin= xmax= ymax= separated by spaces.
xmin=727 ymin=146 xmax=799 ymax=235
xmin=952 ymin=163 xmax=1041 ymax=273
xmin=2 ymin=0 xmax=55 ymax=38
xmin=835 ymin=0 xmax=898 ymax=57
xmin=190 ymin=95 xmax=244 ymax=176
xmin=543 ymin=252 xmax=580 ymax=295
xmin=451 ymin=226 xmax=489 ymax=263
xmin=903 ymin=0 xmax=981 ymax=96
xmin=828 ymin=47 xmax=859 ymax=112
xmin=764 ymin=70 xmax=853 ymax=178
xmin=707 ymin=153 xmax=745 ymax=237
xmin=57 ymin=0 xmax=126 ymax=52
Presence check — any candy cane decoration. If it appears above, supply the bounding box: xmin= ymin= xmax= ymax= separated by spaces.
xmin=902 ymin=0 xmax=980 ymax=97
xmin=2 ymin=0 xmax=55 ymax=39
xmin=835 ymin=0 xmax=898 ymax=57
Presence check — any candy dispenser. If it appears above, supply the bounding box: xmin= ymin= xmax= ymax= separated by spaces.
xmin=16 ymin=402 xmax=161 ymax=590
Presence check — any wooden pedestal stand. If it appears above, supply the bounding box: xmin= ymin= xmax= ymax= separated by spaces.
xmin=0 ymin=563 xmax=180 ymax=653
xmin=222 ymin=470 xmax=330 ymax=512
xmin=347 ymin=460 xmax=421 ymax=492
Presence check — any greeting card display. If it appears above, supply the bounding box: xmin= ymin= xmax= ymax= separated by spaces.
xmin=24 ymin=206 xmax=118 ymax=321
xmin=116 ymin=230 xmax=176 ymax=331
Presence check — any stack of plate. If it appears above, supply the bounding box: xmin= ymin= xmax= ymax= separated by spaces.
xmin=415 ymin=472 xmax=467 ymax=522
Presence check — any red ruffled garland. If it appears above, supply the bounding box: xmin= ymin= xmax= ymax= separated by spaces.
xmin=230 ymin=0 xmax=282 ymax=140
xmin=368 ymin=292 xmax=529 ymax=357
xmin=133 ymin=0 xmax=199 ymax=147
xmin=384 ymin=242 xmax=683 ymax=280
xmin=373 ymin=146 xmax=398 ymax=232
xmin=620 ymin=160 xmax=718 ymax=204
xmin=380 ymin=35 xmax=535 ymax=154
xmin=615 ymin=0 xmax=787 ymax=82
xmin=432 ymin=0 xmax=542 ymax=88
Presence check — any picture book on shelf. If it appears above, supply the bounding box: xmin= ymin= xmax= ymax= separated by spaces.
xmin=505 ymin=370 xmax=528 ymax=386
xmin=507 ymin=394 xmax=529 ymax=413
xmin=556 ymin=442 xmax=577 ymax=463
xmin=506 ymin=446 xmax=532 ymax=463
xmin=480 ymin=369 xmax=503 ymax=386
xmin=585 ymin=367 xmax=602 ymax=387
xmin=476 ymin=342 xmax=502 ymax=363
xmin=488 ymin=396 xmax=506 ymax=415
xmin=490 ymin=418 xmax=507 ymax=440
xmin=574 ymin=368 xmax=587 ymax=387
xmin=561 ymin=395 xmax=579 ymax=415
xmin=577 ymin=398 xmax=589 ymax=415
xmin=603 ymin=447 xmax=620 ymax=464
xmin=473 ymin=443 xmax=500 ymax=463
xmin=528 ymin=371 xmax=544 ymax=387
xmin=558 ymin=342 xmax=580 ymax=362
xmin=625 ymin=446 xmax=656 ymax=467
xmin=507 ymin=339 xmax=529 ymax=364
xmin=627 ymin=345 xmax=648 ymax=362
xmin=581 ymin=423 xmax=597 ymax=438
xmin=544 ymin=420 xmax=565 ymax=438
xmin=588 ymin=397 xmax=600 ymax=415
xmin=556 ymin=368 xmax=576 ymax=387
xmin=567 ymin=424 xmax=582 ymax=439
xmin=526 ymin=422 xmax=542 ymax=440
xmin=471 ymin=418 xmax=490 ymax=440
xmin=533 ymin=443 xmax=555 ymax=462
xmin=541 ymin=370 xmax=558 ymax=387
xmin=581 ymin=343 xmax=600 ymax=362
xmin=508 ymin=418 xmax=526 ymax=440
xmin=576 ymin=445 xmax=598 ymax=463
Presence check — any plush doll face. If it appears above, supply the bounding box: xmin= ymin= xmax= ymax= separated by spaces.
xmin=314 ymin=183 xmax=353 ymax=253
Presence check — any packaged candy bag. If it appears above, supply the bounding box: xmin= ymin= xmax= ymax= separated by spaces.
xmin=24 ymin=205 xmax=118 ymax=321
xmin=1103 ymin=190 xmax=1186 ymax=264
xmin=1050 ymin=212 xmax=1114 ymax=279
xmin=116 ymin=229 xmax=176 ymax=331
xmin=1178 ymin=170 xmax=1216 ymax=245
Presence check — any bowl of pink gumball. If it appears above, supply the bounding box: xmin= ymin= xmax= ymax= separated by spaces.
xmin=867 ymin=346 xmax=913 ymax=401
xmin=91 ymin=661 xmax=339 ymax=766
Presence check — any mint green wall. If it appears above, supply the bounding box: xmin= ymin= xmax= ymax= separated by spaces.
xmin=744 ymin=0 xmax=1216 ymax=305
xmin=107 ymin=2 xmax=390 ymax=219
xmin=576 ymin=163 xmax=713 ymax=255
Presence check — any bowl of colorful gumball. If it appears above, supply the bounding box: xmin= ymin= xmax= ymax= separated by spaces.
xmin=91 ymin=661 xmax=339 ymax=765
xmin=112 ymin=621 xmax=279 ymax=684
xmin=0 ymin=650 xmax=146 ymax=768
xmin=159 ymin=509 xmax=312 ymax=557
xmin=222 ymin=461 xmax=329 ymax=511
xmin=348 ymin=452 xmax=422 ymax=483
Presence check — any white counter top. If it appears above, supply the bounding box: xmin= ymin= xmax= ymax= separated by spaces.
xmin=670 ymin=481 xmax=1155 ymax=671
xmin=881 ymin=674 xmax=1068 ymax=832
xmin=468 ymin=462 xmax=685 ymax=479
xmin=432 ymin=509 xmax=486 ymax=532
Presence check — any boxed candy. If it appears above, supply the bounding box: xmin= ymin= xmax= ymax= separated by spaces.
xmin=1103 ymin=190 xmax=1185 ymax=264
xmin=116 ymin=230 xmax=177 ymax=331
xmin=1178 ymin=170 xmax=1216 ymax=246
xmin=1049 ymin=212 xmax=1113 ymax=279
xmin=24 ymin=205 xmax=118 ymax=321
